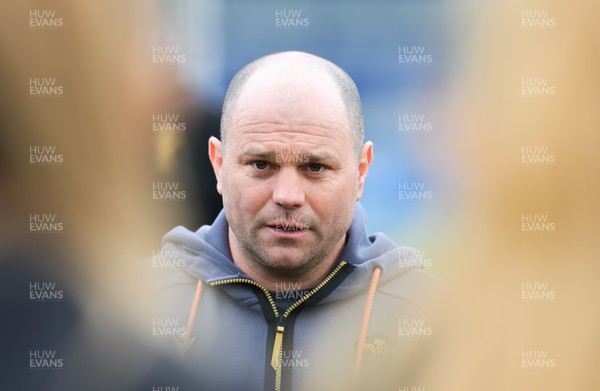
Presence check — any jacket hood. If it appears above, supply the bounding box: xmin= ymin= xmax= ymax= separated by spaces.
xmin=161 ymin=202 xmax=424 ymax=304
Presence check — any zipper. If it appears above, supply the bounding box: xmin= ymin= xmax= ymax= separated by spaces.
xmin=209 ymin=260 xmax=348 ymax=391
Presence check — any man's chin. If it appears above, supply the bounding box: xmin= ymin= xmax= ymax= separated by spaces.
xmin=259 ymin=251 xmax=313 ymax=275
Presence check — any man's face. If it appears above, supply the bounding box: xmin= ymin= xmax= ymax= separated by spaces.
xmin=212 ymin=68 xmax=369 ymax=274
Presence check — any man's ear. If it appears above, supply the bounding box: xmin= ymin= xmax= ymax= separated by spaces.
xmin=356 ymin=141 xmax=373 ymax=201
xmin=208 ymin=136 xmax=223 ymax=195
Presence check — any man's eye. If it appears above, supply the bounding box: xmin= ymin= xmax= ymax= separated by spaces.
xmin=252 ymin=161 xmax=268 ymax=170
xmin=308 ymin=163 xmax=325 ymax=173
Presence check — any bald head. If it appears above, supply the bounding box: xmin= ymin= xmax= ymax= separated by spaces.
xmin=220 ymin=51 xmax=364 ymax=159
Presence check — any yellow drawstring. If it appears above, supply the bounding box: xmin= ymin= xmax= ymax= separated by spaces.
xmin=180 ymin=279 xmax=203 ymax=357
xmin=354 ymin=267 xmax=382 ymax=380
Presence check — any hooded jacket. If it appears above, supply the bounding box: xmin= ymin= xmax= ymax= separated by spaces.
xmin=149 ymin=203 xmax=441 ymax=391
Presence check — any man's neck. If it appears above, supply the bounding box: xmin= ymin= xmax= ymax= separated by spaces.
xmin=228 ymin=228 xmax=346 ymax=291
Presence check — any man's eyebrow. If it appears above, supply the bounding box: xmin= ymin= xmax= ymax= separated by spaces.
xmin=305 ymin=151 xmax=337 ymax=163
xmin=239 ymin=148 xmax=277 ymax=159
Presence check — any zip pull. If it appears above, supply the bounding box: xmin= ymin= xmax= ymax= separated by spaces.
xmin=270 ymin=325 xmax=285 ymax=369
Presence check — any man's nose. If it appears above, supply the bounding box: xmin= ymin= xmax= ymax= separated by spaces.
xmin=272 ymin=167 xmax=305 ymax=208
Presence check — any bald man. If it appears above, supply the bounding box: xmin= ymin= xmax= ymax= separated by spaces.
xmin=151 ymin=51 xmax=440 ymax=391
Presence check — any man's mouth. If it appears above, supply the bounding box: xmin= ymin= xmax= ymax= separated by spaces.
xmin=275 ymin=224 xmax=305 ymax=232
xmin=267 ymin=222 xmax=309 ymax=233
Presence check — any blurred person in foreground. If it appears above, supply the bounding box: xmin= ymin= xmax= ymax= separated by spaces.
xmin=150 ymin=51 xmax=441 ymax=391
xmin=0 ymin=2 xmax=202 ymax=389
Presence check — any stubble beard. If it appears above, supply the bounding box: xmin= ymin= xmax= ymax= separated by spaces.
xmin=230 ymin=216 xmax=347 ymax=279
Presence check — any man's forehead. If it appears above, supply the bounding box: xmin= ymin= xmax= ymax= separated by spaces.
xmin=236 ymin=65 xmax=344 ymax=110
xmin=226 ymin=64 xmax=353 ymax=156
xmin=229 ymin=111 xmax=352 ymax=152
xmin=230 ymin=123 xmax=352 ymax=157
xmin=230 ymin=72 xmax=347 ymax=131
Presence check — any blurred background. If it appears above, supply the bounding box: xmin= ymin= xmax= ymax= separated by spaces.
xmin=1 ymin=0 xmax=598 ymax=389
